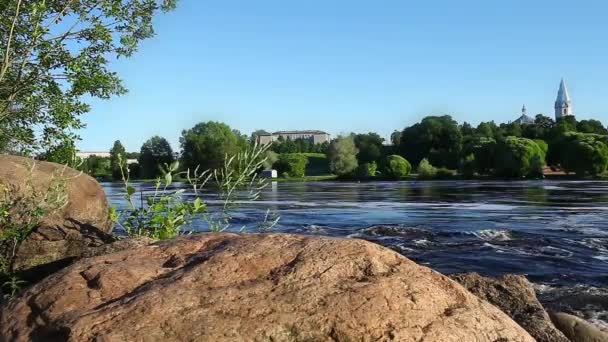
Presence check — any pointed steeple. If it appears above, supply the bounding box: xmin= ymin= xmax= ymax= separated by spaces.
xmin=555 ymin=78 xmax=573 ymax=120
xmin=522 ymin=104 xmax=527 ymax=115
xmin=556 ymin=78 xmax=571 ymax=104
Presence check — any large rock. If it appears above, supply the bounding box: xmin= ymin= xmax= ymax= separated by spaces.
xmin=0 ymin=155 xmax=113 ymax=272
xmin=0 ymin=233 xmax=534 ymax=342
xmin=549 ymin=312 xmax=608 ymax=342
xmin=452 ymin=272 xmax=569 ymax=342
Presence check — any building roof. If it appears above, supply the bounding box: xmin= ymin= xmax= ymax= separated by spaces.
xmin=514 ymin=114 xmax=534 ymax=124
xmin=556 ymin=78 xmax=571 ymax=105
xmin=260 ymin=130 xmax=328 ymax=136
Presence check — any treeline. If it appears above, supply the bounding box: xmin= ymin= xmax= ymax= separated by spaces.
xmin=40 ymin=114 xmax=608 ymax=180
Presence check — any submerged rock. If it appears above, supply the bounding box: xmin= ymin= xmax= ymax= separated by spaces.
xmin=0 ymin=233 xmax=533 ymax=342
xmin=0 ymin=155 xmax=113 ymax=272
xmin=451 ymin=272 xmax=569 ymax=342
xmin=549 ymin=311 xmax=608 ymax=342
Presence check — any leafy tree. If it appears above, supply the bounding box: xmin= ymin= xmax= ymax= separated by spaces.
xmin=263 ymin=150 xmax=279 ymax=170
xmin=467 ymin=137 xmax=496 ymax=175
xmin=274 ymin=154 xmax=308 ymax=178
xmin=460 ymin=122 xmax=475 ymax=136
xmin=577 ymin=119 xmax=607 ymax=135
xmin=556 ymin=133 xmax=608 ymax=176
xmin=399 ymin=115 xmax=462 ymax=168
xmin=390 ymin=130 xmax=401 ymax=146
xmin=499 ymin=122 xmax=523 ymax=137
xmin=355 ymin=162 xmax=378 ymax=178
xmin=38 ymin=141 xmax=76 ymax=165
xmin=180 ymin=121 xmax=246 ymax=171
xmin=494 ymin=137 xmax=545 ymax=178
xmin=139 ymin=136 xmax=175 ymax=179
xmin=460 ymin=154 xmax=476 ymax=177
xmin=476 ymin=121 xmax=499 ymax=138
xmin=328 ymin=136 xmax=358 ymax=176
xmin=110 ymin=140 xmax=126 ymax=180
xmin=417 ymin=158 xmax=437 ymax=179
xmin=79 ymin=156 xmax=111 ymax=178
xmin=535 ymin=114 xmax=555 ymax=129
xmin=353 ymin=132 xmax=384 ymax=164
xmin=0 ymin=0 xmax=177 ymax=152
xmin=383 ymin=155 xmax=411 ymax=179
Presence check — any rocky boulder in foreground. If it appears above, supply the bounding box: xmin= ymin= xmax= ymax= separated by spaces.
xmin=1 ymin=233 xmax=534 ymax=342
xmin=0 ymin=155 xmax=113 ymax=272
xmin=451 ymin=272 xmax=569 ymax=342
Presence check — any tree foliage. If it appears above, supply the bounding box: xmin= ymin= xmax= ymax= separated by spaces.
xmin=383 ymin=155 xmax=411 ymax=179
xmin=399 ymin=115 xmax=462 ymax=168
xmin=353 ymin=132 xmax=384 ymax=164
xmin=328 ymin=136 xmax=358 ymax=176
xmin=180 ymin=121 xmax=246 ymax=171
xmin=577 ymin=119 xmax=607 ymax=135
xmin=110 ymin=140 xmax=126 ymax=180
xmin=273 ymin=154 xmax=308 ymax=178
xmin=494 ymin=137 xmax=545 ymax=178
xmin=553 ymin=132 xmax=608 ymax=176
xmin=417 ymin=158 xmax=437 ymax=179
xmin=0 ymin=0 xmax=177 ymax=152
xmin=138 ymin=136 xmax=174 ymax=178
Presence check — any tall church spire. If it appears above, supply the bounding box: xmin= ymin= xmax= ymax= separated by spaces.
xmin=555 ymin=78 xmax=573 ymax=120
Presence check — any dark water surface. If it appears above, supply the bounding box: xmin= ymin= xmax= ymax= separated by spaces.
xmin=103 ymin=180 xmax=608 ymax=327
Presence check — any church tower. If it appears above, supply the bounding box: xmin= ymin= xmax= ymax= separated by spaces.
xmin=555 ymin=78 xmax=573 ymax=120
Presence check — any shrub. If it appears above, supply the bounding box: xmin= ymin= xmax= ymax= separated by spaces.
xmin=417 ymin=158 xmax=437 ymax=179
xmin=274 ymin=154 xmax=308 ymax=178
xmin=328 ymin=136 xmax=358 ymax=176
xmin=355 ymin=162 xmax=378 ymax=178
xmin=139 ymin=136 xmax=175 ymax=179
xmin=460 ymin=154 xmax=476 ymax=177
xmin=115 ymin=143 xmax=280 ymax=238
xmin=435 ymin=168 xmax=454 ymax=179
xmin=384 ymin=155 xmax=411 ymax=179
xmin=263 ymin=151 xmax=279 ymax=170
xmin=0 ymin=161 xmax=69 ymax=298
xmin=302 ymin=153 xmax=330 ymax=175
xmin=494 ymin=136 xmax=545 ymax=178
xmin=560 ymin=133 xmax=608 ymax=176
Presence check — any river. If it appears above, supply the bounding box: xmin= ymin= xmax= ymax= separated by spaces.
xmin=102 ymin=180 xmax=608 ymax=328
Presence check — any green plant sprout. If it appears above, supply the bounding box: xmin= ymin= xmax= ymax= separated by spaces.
xmin=0 ymin=161 xmax=70 ymax=299
xmin=113 ymin=142 xmax=280 ymax=238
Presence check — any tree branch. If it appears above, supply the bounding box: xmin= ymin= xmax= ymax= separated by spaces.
xmin=0 ymin=0 xmax=24 ymax=83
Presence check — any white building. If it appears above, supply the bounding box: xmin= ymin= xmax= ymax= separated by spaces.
xmin=75 ymin=151 xmax=111 ymax=159
xmin=555 ymin=78 xmax=574 ymax=120
xmin=257 ymin=130 xmax=330 ymax=145
xmin=76 ymin=151 xmax=137 ymax=164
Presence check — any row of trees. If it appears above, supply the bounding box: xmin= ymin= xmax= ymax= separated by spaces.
xmin=46 ymin=113 xmax=608 ymax=180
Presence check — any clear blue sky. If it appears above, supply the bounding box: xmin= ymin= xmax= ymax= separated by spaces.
xmin=78 ymin=0 xmax=608 ymax=152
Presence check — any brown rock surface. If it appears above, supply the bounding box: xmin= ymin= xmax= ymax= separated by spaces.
xmin=451 ymin=272 xmax=569 ymax=342
xmin=1 ymin=233 xmax=534 ymax=342
xmin=549 ymin=312 xmax=608 ymax=342
xmin=0 ymin=155 xmax=113 ymax=271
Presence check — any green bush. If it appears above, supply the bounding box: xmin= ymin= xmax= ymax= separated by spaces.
xmin=417 ymin=158 xmax=437 ymax=179
xmin=302 ymin=153 xmax=330 ymax=175
xmin=559 ymin=133 xmax=608 ymax=176
xmin=384 ymin=155 xmax=411 ymax=179
xmin=435 ymin=167 xmax=453 ymax=179
xmin=355 ymin=162 xmax=378 ymax=178
xmin=274 ymin=154 xmax=309 ymax=178
xmin=328 ymin=136 xmax=358 ymax=176
xmin=494 ymin=136 xmax=545 ymax=178
xmin=460 ymin=154 xmax=476 ymax=177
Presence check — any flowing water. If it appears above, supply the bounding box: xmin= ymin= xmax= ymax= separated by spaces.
xmin=103 ymin=180 xmax=608 ymax=328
